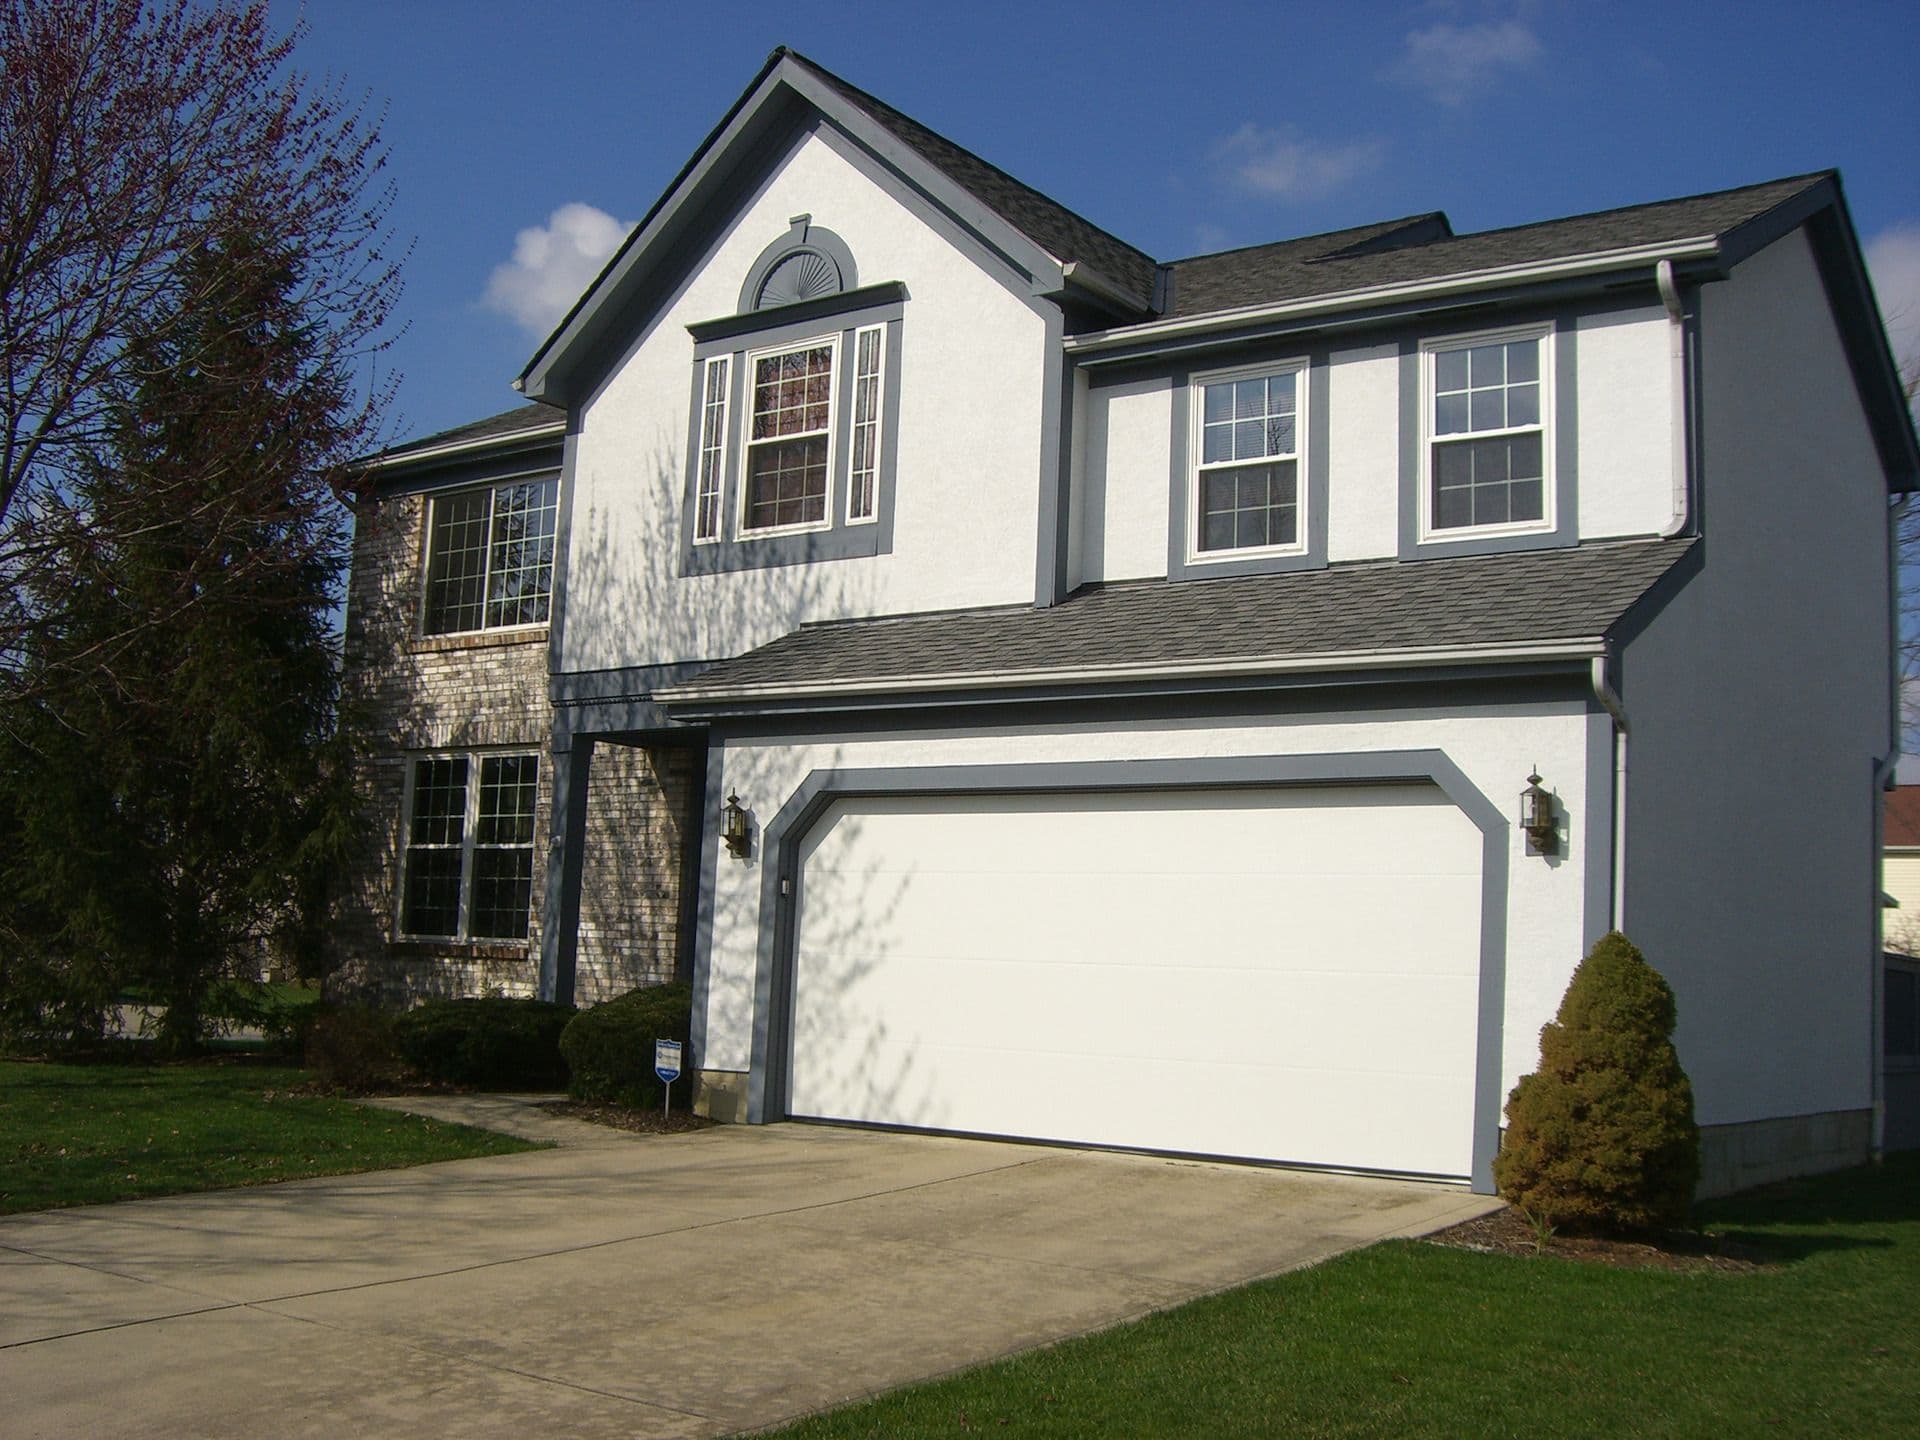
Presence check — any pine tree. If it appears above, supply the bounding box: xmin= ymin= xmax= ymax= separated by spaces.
xmin=2 ymin=229 xmax=361 ymax=1052
xmin=1494 ymin=931 xmax=1700 ymax=1232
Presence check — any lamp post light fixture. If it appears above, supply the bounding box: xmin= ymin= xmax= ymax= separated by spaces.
xmin=1520 ymin=770 xmax=1558 ymax=856
xmin=723 ymin=790 xmax=752 ymax=858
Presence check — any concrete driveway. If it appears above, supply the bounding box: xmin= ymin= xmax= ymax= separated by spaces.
xmin=1 ymin=1109 xmax=1497 ymax=1439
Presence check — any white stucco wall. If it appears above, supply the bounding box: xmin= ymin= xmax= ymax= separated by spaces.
xmin=1325 ymin=342 xmax=1402 ymax=563
xmin=561 ymin=127 xmax=1049 ymax=674
xmin=1074 ymin=307 xmax=1679 ymax=581
xmin=695 ymin=703 xmax=1601 ymax=1122
xmin=1077 ymin=377 xmax=1173 ymax=583
xmin=1574 ymin=305 xmax=1677 ymax=539
xmin=1622 ymin=224 xmax=1893 ymax=1127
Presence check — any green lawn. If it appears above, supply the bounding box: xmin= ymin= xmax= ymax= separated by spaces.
xmin=770 ymin=1154 xmax=1920 ymax=1439
xmin=0 ymin=1058 xmax=538 ymax=1214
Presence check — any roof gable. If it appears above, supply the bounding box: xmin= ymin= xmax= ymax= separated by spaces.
xmin=518 ymin=49 xmax=1155 ymax=406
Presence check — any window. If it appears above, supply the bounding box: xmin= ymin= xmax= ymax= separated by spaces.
xmin=694 ymin=357 xmax=730 ymax=543
xmin=1190 ymin=363 xmax=1305 ymax=558
xmin=847 ymin=325 xmax=885 ymax=523
xmin=1890 ymin=964 xmax=1920 ymax=1062
xmin=1424 ymin=329 xmax=1548 ymax=536
xmin=742 ymin=339 xmax=838 ymax=533
xmin=422 ymin=476 xmax=559 ymax=634
xmin=400 ymin=753 xmax=540 ymax=941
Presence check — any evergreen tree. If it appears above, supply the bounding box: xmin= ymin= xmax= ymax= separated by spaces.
xmin=2 ymin=229 xmax=360 ymax=1052
xmin=1494 ymin=931 xmax=1700 ymax=1232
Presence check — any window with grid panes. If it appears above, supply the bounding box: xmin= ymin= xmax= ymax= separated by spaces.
xmin=399 ymin=753 xmax=539 ymax=941
xmin=1427 ymin=333 xmax=1546 ymax=533
xmin=742 ymin=341 xmax=836 ymax=532
xmin=422 ymin=477 xmax=559 ymax=634
xmin=1193 ymin=365 xmax=1303 ymax=555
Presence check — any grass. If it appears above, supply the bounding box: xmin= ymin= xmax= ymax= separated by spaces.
xmin=0 ymin=1057 xmax=538 ymax=1214
xmin=767 ymin=1154 xmax=1920 ymax=1439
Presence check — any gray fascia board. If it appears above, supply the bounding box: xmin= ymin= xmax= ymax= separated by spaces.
xmin=520 ymin=56 xmax=1067 ymax=404
xmin=666 ymin=657 xmax=1593 ymax=724
xmin=659 ymin=649 xmax=1602 ymax=721
xmin=1072 ymin=267 xmax=1689 ymax=373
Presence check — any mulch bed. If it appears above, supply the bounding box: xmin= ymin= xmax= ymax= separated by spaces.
xmin=538 ymin=1099 xmax=715 ymax=1135
xmin=1425 ymin=1204 xmax=1772 ymax=1273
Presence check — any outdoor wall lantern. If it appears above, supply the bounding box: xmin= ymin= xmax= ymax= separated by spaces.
xmin=1520 ymin=770 xmax=1558 ymax=857
xmin=723 ymin=790 xmax=752 ymax=859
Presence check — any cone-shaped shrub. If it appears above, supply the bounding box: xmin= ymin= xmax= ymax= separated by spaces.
xmin=1493 ymin=931 xmax=1699 ymax=1232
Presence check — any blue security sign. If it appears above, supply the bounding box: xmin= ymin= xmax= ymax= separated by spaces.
xmin=654 ymin=1039 xmax=683 ymax=1085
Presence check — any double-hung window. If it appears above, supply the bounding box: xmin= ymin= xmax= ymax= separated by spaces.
xmin=399 ymin=753 xmax=539 ymax=942
xmin=422 ymin=476 xmax=560 ymax=634
xmin=1424 ymin=329 xmax=1548 ymax=536
xmin=742 ymin=339 xmax=838 ymax=533
xmin=1190 ymin=362 xmax=1306 ymax=558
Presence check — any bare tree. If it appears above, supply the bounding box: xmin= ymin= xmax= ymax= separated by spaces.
xmin=0 ymin=0 xmax=403 ymax=690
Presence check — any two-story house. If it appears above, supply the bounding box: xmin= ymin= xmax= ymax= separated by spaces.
xmin=335 ymin=49 xmax=1918 ymax=1197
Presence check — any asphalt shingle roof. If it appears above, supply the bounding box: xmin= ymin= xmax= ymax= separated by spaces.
xmin=793 ymin=52 xmax=1160 ymax=305
xmin=1159 ymin=174 xmax=1829 ymax=319
xmin=663 ymin=538 xmax=1694 ymax=701
xmin=378 ymin=403 xmax=564 ymax=461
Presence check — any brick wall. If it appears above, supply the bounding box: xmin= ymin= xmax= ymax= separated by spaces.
xmin=329 ymin=479 xmax=695 ymax=1007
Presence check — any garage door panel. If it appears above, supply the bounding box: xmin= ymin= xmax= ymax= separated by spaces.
xmin=789 ymin=783 xmax=1483 ymax=1178
xmin=796 ymin=952 xmax=1477 ymax=1078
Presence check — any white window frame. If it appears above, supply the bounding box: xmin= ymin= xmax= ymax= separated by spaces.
xmin=1418 ymin=323 xmax=1553 ymax=545
xmin=737 ymin=333 xmax=841 ymax=538
xmin=1186 ymin=358 xmax=1310 ymax=565
xmin=417 ymin=472 xmax=561 ymax=638
xmin=396 ymin=749 xmax=540 ymax=944
xmin=692 ymin=356 xmax=730 ymax=544
xmin=845 ymin=324 xmax=886 ymax=526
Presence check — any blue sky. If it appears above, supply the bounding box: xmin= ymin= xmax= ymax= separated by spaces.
xmin=271 ymin=0 xmax=1920 ymax=445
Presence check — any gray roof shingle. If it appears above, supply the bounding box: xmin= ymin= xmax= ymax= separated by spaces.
xmin=662 ymin=538 xmax=1694 ymax=702
xmin=377 ymin=403 xmax=564 ymax=462
xmin=1160 ymin=174 xmax=1829 ymax=319
xmin=792 ymin=52 xmax=1160 ymax=305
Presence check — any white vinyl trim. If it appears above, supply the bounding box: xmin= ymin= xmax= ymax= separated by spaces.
xmin=657 ymin=637 xmax=1606 ymax=703
xmin=1065 ymin=238 xmax=1721 ymax=355
xmin=366 ymin=422 xmax=566 ymax=472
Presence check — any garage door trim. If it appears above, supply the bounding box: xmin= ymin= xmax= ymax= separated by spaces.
xmin=738 ymin=749 xmax=1510 ymax=1192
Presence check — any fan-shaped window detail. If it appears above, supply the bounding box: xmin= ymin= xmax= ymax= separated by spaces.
xmin=737 ymin=217 xmax=860 ymax=314
xmin=757 ymin=249 xmax=842 ymax=309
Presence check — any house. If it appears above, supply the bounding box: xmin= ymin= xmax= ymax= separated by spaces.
xmin=333 ymin=49 xmax=1919 ymax=1197
xmin=1879 ymin=785 xmax=1920 ymax=1149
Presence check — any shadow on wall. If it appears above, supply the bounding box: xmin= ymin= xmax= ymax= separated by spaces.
xmin=561 ymin=431 xmax=935 ymax=1132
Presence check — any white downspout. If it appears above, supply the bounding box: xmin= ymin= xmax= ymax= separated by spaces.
xmin=1590 ymin=654 xmax=1629 ymax=931
xmin=1656 ymin=260 xmax=1690 ymax=538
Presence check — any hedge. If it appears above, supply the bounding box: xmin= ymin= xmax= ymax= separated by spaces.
xmin=559 ymin=982 xmax=693 ymax=1108
xmin=389 ymin=996 xmax=575 ymax=1089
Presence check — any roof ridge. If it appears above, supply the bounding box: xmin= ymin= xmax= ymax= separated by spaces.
xmin=1168 ymin=212 xmax=1451 ymax=268
xmin=1403 ymin=170 xmax=1834 ymax=253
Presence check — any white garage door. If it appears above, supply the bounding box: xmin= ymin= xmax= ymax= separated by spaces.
xmin=788 ymin=783 xmax=1484 ymax=1178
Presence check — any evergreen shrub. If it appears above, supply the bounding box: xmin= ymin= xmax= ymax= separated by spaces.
xmin=560 ymin=983 xmax=693 ymax=1108
xmin=1494 ymin=931 xmax=1699 ymax=1231
xmin=389 ymin=997 xmax=575 ymax=1089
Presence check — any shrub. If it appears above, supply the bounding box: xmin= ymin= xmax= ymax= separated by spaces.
xmin=560 ymin=983 xmax=693 ymax=1108
xmin=390 ymin=997 xmax=575 ymax=1089
xmin=1494 ymin=931 xmax=1699 ymax=1232
xmin=303 ymin=1005 xmax=404 ymax=1092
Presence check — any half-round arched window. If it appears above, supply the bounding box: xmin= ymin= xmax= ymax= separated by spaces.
xmin=756 ymin=248 xmax=842 ymax=307
xmin=737 ymin=216 xmax=859 ymax=313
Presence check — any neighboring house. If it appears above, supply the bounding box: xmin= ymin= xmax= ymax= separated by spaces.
xmin=1880 ymin=785 xmax=1920 ymax=1149
xmin=333 ymin=49 xmax=1918 ymax=1197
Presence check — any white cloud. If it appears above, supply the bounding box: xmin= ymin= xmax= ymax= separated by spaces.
xmin=1213 ymin=124 xmax=1387 ymax=202
xmin=1390 ymin=18 xmax=1543 ymax=106
xmin=1866 ymin=222 xmax=1920 ymax=390
xmin=482 ymin=203 xmax=630 ymax=337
